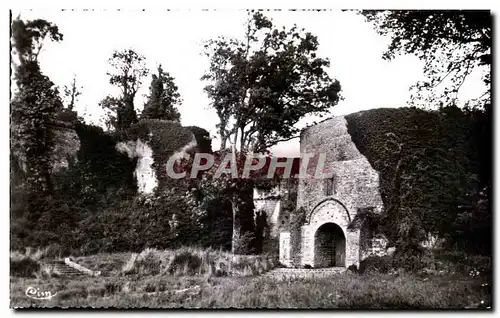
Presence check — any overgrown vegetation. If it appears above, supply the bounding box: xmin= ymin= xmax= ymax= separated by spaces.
xmin=118 ymin=247 xmax=276 ymax=277
xmin=345 ymin=106 xmax=491 ymax=256
xmin=9 ymin=10 xmax=492 ymax=287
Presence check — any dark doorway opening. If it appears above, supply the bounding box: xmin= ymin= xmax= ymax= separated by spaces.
xmin=314 ymin=222 xmax=346 ymax=267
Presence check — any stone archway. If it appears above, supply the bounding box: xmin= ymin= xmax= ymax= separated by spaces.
xmin=314 ymin=222 xmax=346 ymax=267
xmin=300 ymin=198 xmax=360 ymax=268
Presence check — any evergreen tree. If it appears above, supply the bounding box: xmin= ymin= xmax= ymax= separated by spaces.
xmin=142 ymin=64 xmax=182 ymax=122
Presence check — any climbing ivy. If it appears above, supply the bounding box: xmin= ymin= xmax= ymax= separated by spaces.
xmin=124 ymin=119 xmax=195 ymax=191
xmin=345 ymin=106 xmax=483 ymax=255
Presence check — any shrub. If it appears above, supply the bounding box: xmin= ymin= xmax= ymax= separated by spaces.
xmin=44 ymin=243 xmax=63 ymax=259
xmin=10 ymin=255 xmax=40 ymax=277
xmin=168 ymin=251 xmax=203 ymax=275
xmin=186 ymin=126 xmax=212 ymax=153
xmin=136 ymin=248 xmax=163 ymax=275
xmin=347 ymin=264 xmax=358 ymax=273
xmin=121 ymin=253 xmax=139 ymax=275
xmin=359 ymin=255 xmax=393 ymax=274
xmin=430 ymin=250 xmax=492 ymax=277
xmin=89 ymin=247 xmax=276 ymax=278
xmin=34 ymin=263 xmax=61 ymax=279
xmin=396 ymin=254 xmax=427 ymax=272
xmin=121 ymin=248 xmax=164 ymax=276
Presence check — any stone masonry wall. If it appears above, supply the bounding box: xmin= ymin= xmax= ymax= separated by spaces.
xmin=295 ymin=116 xmax=385 ymax=268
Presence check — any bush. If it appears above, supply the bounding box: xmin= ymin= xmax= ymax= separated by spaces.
xmin=10 ymin=256 xmax=40 ymax=278
xmin=359 ymin=255 xmax=393 ymax=274
xmin=392 ymin=254 xmax=426 ymax=273
xmin=121 ymin=248 xmax=164 ymax=276
xmin=135 ymin=249 xmax=164 ymax=276
xmin=168 ymin=251 xmax=203 ymax=275
xmin=44 ymin=243 xmax=63 ymax=259
xmin=34 ymin=263 xmax=61 ymax=279
xmin=101 ymin=247 xmax=277 ymax=278
xmin=347 ymin=264 xmax=358 ymax=273
xmin=429 ymin=250 xmax=492 ymax=277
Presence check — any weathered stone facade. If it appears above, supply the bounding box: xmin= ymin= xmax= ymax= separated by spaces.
xmin=253 ymin=187 xmax=282 ymax=238
xmin=276 ymin=115 xmax=386 ymax=268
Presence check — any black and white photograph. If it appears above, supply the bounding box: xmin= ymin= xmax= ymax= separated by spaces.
xmin=8 ymin=8 xmax=492 ymax=309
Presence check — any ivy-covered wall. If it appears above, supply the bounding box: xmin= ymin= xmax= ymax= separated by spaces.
xmin=117 ymin=119 xmax=207 ymax=194
xmin=345 ymin=106 xmax=480 ymax=253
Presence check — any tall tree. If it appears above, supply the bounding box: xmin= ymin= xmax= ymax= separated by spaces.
xmin=203 ymin=12 xmax=341 ymax=153
xmin=142 ymin=64 xmax=182 ymax=121
xmin=11 ymin=17 xmax=64 ymax=194
xmin=103 ymin=49 xmax=148 ymax=131
xmin=360 ymin=10 xmax=491 ymax=109
xmin=201 ymin=12 xmax=341 ymax=253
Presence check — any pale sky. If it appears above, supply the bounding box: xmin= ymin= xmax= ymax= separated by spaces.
xmin=14 ymin=9 xmax=486 ymax=156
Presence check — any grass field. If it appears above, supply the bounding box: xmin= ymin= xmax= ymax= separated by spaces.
xmin=10 ymin=247 xmax=492 ymax=309
xmin=11 ymin=271 xmax=491 ymax=309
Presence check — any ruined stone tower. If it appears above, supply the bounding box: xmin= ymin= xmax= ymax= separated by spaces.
xmin=278 ymin=115 xmax=387 ymax=268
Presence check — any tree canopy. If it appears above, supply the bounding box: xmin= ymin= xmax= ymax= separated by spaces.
xmin=142 ymin=65 xmax=182 ymax=122
xmin=202 ymin=11 xmax=342 ymax=153
xmin=101 ymin=49 xmax=149 ymax=131
xmin=199 ymin=11 xmax=342 ymax=253
xmin=360 ymin=10 xmax=491 ymax=109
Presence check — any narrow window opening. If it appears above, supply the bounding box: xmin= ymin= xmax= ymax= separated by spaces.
xmin=324 ymin=177 xmax=335 ymax=196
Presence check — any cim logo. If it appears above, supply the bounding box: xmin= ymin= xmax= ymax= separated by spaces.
xmin=25 ymin=286 xmax=58 ymax=300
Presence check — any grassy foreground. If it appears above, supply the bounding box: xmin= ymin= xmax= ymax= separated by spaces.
xmin=11 ymin=271 xmax=491 ymax=309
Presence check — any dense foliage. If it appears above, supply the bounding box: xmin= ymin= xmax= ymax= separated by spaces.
xmin=100 ymin=49 xmax=149 ymax=131
xmin=142 ymin=65 xmax=182 ymax=122
xmin=11 ymin=18 xmax=64 ymax=194
xmin=124 ymin=119 xmax=197 ymax=191
xmin=10 ymin=13 xmax=491 ymax=265
xmin=345 ymin=106 xmax=491 ymax=256
xmin=357 ymin=9 xmax=491 ymax=263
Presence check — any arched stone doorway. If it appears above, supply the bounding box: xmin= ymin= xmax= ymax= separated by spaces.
xmin=300 ymin=198 xmax=359 ymax=268
xmin=314 ymin=222 xmax=346 ymax=267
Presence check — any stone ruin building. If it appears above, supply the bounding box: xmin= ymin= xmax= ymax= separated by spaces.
xmin=116 ymin=115 xmax=389 ymax=269
xmin=256 ymin=115 xmax=388 ymax=269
